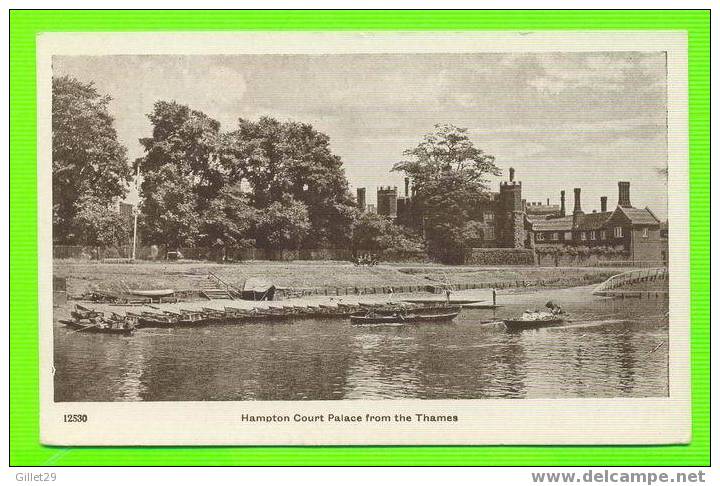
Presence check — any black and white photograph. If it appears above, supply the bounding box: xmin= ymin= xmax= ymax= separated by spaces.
xmin=38 ymin=32 xmax=690 ymax=445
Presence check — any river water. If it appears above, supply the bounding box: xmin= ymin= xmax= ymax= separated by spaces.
xmin=54 ymin=286 xmax=668 ymax=401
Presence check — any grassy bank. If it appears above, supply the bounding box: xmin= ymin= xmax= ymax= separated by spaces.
xmin=54 ymin=260 xmax=629 ymax=297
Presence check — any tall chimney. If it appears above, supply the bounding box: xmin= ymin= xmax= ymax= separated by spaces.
xmin=573 ymin=188 xmax=583 ymax=214
xmin=600 ymin=196 xmax=608 ymax=213
xmin=404 ymin=177 xmax=410 ymax=198
xmin=356 ymin=187 xmax=366 ymax=211
xmin=546 ymin=198 xmax=550 ymax=206
xmin=509 ymin=167 xmax=515 ymax=182
xmin=560 ymin=190 xmax=566 ymax=216
xmin=618 ymin=181 xmax=631 ymax=208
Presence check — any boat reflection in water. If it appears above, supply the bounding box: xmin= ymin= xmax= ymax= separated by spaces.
xmin=54 ymin=286 xmax=669 ymax=402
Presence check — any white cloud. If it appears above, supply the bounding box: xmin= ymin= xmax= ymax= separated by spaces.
xmin=528 ymin=52 xmax=664 ymax=93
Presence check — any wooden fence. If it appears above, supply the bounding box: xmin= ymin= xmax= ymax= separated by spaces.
xmin=592 ymin=267 xmax=668 ymax=296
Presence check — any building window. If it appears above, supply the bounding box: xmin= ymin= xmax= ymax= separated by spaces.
xmin=614 ymin=227 xmax=623 ymax=238
xmin=484 ymin=212 xmax=494 ymax=222
xmin=600 ymin=231 xmax=606 ymax=240
xmin=485 ymin=227 xmax=495 ymax=240
xmin=642 ymin=227 xmax=649 ymax=238
xmin=590 ymin=231 xmax=596 ymax=240
xmin=536 ymin=232 xmax=544 ymax=241
xmin=565 ymin=232 xmax=572 ymax=240
xmin=581 ymin=231 xmax=587 ymax=241
xmin=552 ymin=232 xmax=559 ymax=240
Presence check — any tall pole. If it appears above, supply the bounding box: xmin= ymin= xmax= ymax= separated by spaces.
xmin=132 ymin=210 xmax=138 ymax=261
xmin=131 ymin=165 xmax=140 ymax=261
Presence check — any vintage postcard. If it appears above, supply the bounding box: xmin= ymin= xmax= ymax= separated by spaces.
xmin=38 ymin=31 xmax=690 ymax=445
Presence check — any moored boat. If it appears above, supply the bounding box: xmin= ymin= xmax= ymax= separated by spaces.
xmin=60 ymin=319 xmax=135 ymax=336
xmin=127 ymin=288 xmax=175 ymax=297
xmin=349 ymin=311 xmax=460 ymax=325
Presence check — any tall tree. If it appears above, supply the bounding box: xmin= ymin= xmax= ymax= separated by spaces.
xmin=255 ymin=196 xmax=311 ymax=250
xmin=223 ymin=117 xmax=356 ymax=248
xmin=137 ymin=101 xmax=230 ymax=248
xmin=393 ymin=124 xmax=501 ymax=263
xmin=52 ymin=75 xmax=131 ymax=243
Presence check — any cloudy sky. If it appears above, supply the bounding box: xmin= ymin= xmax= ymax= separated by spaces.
xmin=54 ymin=52 xmax=668 ymax=217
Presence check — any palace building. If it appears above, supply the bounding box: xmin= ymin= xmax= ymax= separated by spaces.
xmin=355 ymin=168 xmax=667 ymax=265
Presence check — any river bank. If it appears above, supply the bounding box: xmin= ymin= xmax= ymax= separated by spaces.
xmin=54 ymin=260 xmax=627 ymax=298
xmin=54 ymin=283 xmax=669 ymax=401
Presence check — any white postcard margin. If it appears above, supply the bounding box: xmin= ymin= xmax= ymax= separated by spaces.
xmin=37 ymin=31 xmax=691 ymax=446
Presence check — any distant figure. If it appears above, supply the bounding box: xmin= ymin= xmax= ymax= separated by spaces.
xmin=545 ymin=301 xmax=565 ymax=315
xmin=492 ymin=288 xmax=497 ymax=306
xmin=445 ymin=289 xmax=452 ymax=304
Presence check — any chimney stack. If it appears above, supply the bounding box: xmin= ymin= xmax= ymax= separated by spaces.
xmin=404 ymin=177 xmax=410 ymax=198
xmin=509 ymin=167 xmax=515 ymax=182
xmin=560 ymin=190 xmax=566 ymax=216
xmin=356 ymin=187 xmax=366 ymax=211
xmin=600 ymin=196 xmax=608 ymax=213
xmin=546 ymin=198 xmax=550 ymax=206
xmin=618 ymin=181 xmax=631 ymax=208
xmin=573 ymin=188 xmax=583 ymax=214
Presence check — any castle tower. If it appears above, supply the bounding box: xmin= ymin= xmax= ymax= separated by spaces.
xmin=377 ymin=186 xmax=398 ymax=218
xmin=356 ymin=187 xmax=366 ymax=211
xmin=499 ymin=167 xmax=525 ymax=248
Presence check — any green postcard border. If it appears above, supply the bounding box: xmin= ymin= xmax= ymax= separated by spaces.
xmin=9 ymin=10 xmax=709 ymax=466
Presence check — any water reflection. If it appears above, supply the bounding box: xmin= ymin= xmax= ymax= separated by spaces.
xmin=54 ymin=286 xmax=668 ymax=401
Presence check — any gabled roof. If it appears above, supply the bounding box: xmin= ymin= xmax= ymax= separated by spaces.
xmin=531 ymin=215 xmax=573 ymax=232
xmin=575 ymin=211 xmax=613 ymax=231
xmin=615 ymin=206 xmax=661 ymax=226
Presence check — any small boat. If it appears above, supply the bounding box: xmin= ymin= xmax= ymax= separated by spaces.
xmin=402 ymin=298 xmax=486 ymax=305
xmin=462 ymin=303 xmax=503 ymax=310
xmin=128 ymin=288 xmax=175 ymax=297
xmin=71 ymin=304 xmax=104 ymax=320
xmin=60 ymin=319 xmax=135 ymax=336
xmin=349 ymin=311 xmax=460 ymax=325
xmin=503 ymin=314 xmax=566 ymax=331
xmin=130 ymin=311 xmax=177 ymax=328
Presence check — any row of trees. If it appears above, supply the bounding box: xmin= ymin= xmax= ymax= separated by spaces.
xmin=51 ymin=76 xmax=428 ymax=257
xmin=53 ymin=76 xmax=502 ymax=262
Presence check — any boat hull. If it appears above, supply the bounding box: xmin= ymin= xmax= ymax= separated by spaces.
xmin=350 ymin=312 xmax=459 ymax=325
xmin=60 ymin=319 xmax=134 ymax=336
xmin=503 ymin=318 xmax=565 ymax=331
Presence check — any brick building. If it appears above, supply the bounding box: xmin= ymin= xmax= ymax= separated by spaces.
xmin=531 ymin=182 xmax=666 ymax=264
xmin=355 ymin=171 xmax=667 ymax=265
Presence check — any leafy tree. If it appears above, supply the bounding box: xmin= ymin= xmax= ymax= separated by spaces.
xmin=223 ymin=117 xmax=355 ymax=247
xmin=52 ymin=76 xmax=131 ymax=243
xmin=200 ymin=185 xmax=257 ymax=248
xmin=255 ymin=197 xmax=311 ymax=250
xmin=137 ymin=101 xmax=228 ymax=248
xmin=393 ymin=124 xmax=500 ymax=263
xmin=351 ymin=211 xmax=424 ymax=259
xmin=73 ymin=196 xmax=131 ymax=248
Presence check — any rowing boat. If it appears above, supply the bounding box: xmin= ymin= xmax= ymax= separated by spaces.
xmin=503 ymin=317 xmax=566 ymax=331
xmin=60 ymin=319 xmax=135 ymax=336
xmin=127 ymin=288 xmax=175 ymax=297
xmin=349 ymin=311 xmax=460 ymax=325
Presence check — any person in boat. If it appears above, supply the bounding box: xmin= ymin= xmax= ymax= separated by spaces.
xmin=445 ymin=289 xmax=452 ymax=304
xmin=545 ymin=301 xmax=565 ymax=315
